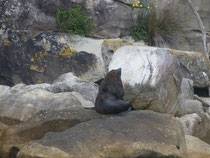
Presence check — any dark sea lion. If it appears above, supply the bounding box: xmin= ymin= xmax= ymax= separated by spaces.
xmin=95 ymin=68 xmax=132 ymax=114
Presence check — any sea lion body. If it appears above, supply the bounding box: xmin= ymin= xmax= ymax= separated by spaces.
xmin=95 ymin=68 xmax=131 ymax=114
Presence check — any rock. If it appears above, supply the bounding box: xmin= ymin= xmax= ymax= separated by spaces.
xmin=177 ymin=99 xmax=204 ymax=116
xmin=0 ymin=30 xmax=105 ymax=85
xmin=179 ymin=78 xmax=194 ymax=100
xmin=0 ymin=88 xmax=84 ymax=122
xmin=108 ymin=46 xmax=210 ymax=114
xmin=0 ymin=0 xmax=136 ymax=38
xmin=179 ymin=113 xmax=202 ymax=136
xmin=177 ymin=78 xmax=204 ymax=116
xmin=179 ymin=113 xmax=210 ymax=144
xmin=101 ymin=39 xmax=137 ymax=72
xmin=17 ymin=111 xmax=186 ymax=158
xmin=194 ymin=96 xmax=210 ymax=107
xmin=51 ymin=72 xmax=98 ymax=104
xmin=109 ymin=46 xmax=180 ymax=115
xmin=174 ymin=51 xmax=210 ymax=88
xmin=0 ymin=85 xmax=10 ymax=97
xmin=186 ymin=135 xmax=210 ymax=158
xmin=0 ymin=108 xmax=108 ymax=157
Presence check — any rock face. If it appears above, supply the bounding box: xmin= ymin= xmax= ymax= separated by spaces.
xmin=17 ymin=111 xmax=186 ymax=158
xmin=186 ymin=135 xmax=210 ymax=158
xmin=109 ymin=46 xmax=181 ymax=115
xmin=177 ymin=78 xmax=204 ymax=117
xmin=179 ymin=113 xmax=210 ymax=145
xmin=51 ymin=72 xmax=99 ymax=104
xmin=0 ymin=29 xmax=105 ymax=85
xmin=108 ymin=46 xmax=210 ymax=115
xmin=0 ymin=0 xmax=136 ymax=38
xmin=0 ymin=88 xmax=83 ymax=122
xmin=0 ymin=72 xmax=98 ymax=123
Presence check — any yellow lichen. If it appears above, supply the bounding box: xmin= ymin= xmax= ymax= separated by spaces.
xmin=3 ymin=39 xmax=10 ymax=46
xmin=31 ymin=58 xmax=35 ymax=62
xmin=30 ymin=65 xmax=42 ymax=72
xmin=59 ymin=47 xmax=77 ymax=58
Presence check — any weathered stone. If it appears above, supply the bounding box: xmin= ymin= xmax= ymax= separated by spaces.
xmin=179 ymin=78 xmax=194 ymax=100
xmin=179 ymin=113 xmax=210 ymax=144
xmin=0 ymin=0 xmax=136 ymax=38
xmin=174 ymin=51 xmax=210 ymax=88
xmin=177 ymin=99 xmax=204 ymax=117
xmin=177 ymin=78 xmax=204 ymax=116
xmin=51 ymin=72 xmax=98 ymax=104
xmin=0 ymin=85 xmax=10 ymax=98
xmin=0 ymin=108 xmax=107 ymax=156
xmin=101 ymin=39 xmax=137 ymax=72
xmin=0 ymin=88 xmax=83 ymax=122
xmin=109 ymin=46 xmax=180 ymax=115
xmin=186 ymin=135 xmax=210 ymax=158
xmin=17 ymin=111 xmax=186 ymax=158
xmin=0 ymin=30 xmax=104 ymax=85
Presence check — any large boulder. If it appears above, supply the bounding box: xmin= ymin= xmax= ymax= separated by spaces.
xmin=109 ymin=46 xmax=181 ymax=115
xmin=0 ymin=29 xmax=105 ymax=85
xmin=0 ymin=0 xmax=136 ymax=38
xmin=108 ymin=46 xmax=210 ymax=115
xmin=0 ymin=88 xmax=84 ymax=122
xmin=0 ymin=108 xmax=108 ymax=157
xmin=17 ymin=111 xmax=186 ymax=158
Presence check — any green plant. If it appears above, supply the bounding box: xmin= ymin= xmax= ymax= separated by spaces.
xmin=56 ymin=5 xmax=96 ymax=36
xmin=130 ymin=3 xmax=187 ymax=48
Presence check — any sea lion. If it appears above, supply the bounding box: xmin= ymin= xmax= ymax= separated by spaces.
xmin=95 ymin=68 xmax=132 ymax=114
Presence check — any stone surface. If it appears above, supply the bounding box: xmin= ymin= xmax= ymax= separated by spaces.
xmin=0 ymin=88 xmax=83 ymax=122
xmin=179 ymin=113 xmax=210 ymax=144
xmin=0 ymin=0 xmax=136 ymax=38
xmin=109 ymin=46 xmax=180 ymax=115
xmin=108 ymin=46 xmax=210 ymax=115
xmin=0 ymin=108 xmax=108 ymax=157
xmin=101 ymin=39 xmax=144 ymax=72
xmin=186 ymin=135 xmax=210 ymax=158
xmin=177 ymin=99 xmax=204 ymax=117
xmin=0 ymin=29 xmax=104 ymax=85
xmin=51 ymin=72 xmax=98 ymax=104
xmin=0 ymin=85 xmax=10 ymax=98
xmin=17 ymin=111 xmax=186 ymax=158
xmin=175 ymin=51 xmax=210 ymax=88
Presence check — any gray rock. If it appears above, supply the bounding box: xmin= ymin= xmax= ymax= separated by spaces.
xmin=179 ymin=113 xmax=202 ymax=136
xmin=177 ymin=99 xmax=204 ymax=117
xmin=0 ymin=30 xmax=104 ymax=85
xmin=179 ymin=78 xmax=194 ymax=100
xmin=0 ymin=85 xmax=10 ymax=97
xmin=17 ymin=111 xmax=186 ymax=158
xmin=109 ymin=46 xmax=180 ymax=115
xmin=175 ymin=51 xmax=210 ymax=88
xmin=51 ymin=72 xmax=98 ymax=104
xmin=0 ymin=0 xmax=136 ymax=38
xmin=0 ymin=88 xmax=83 ymax=122
xmin=179 ymin=113 xmax=210 ymax=144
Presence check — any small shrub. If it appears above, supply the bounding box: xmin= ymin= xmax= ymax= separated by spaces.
xmin=130 ymin=3 xmax=187 ymax=48
xmin=56 ymin=5 xmax=95 ymax=36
